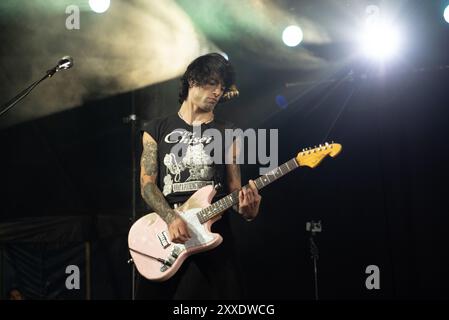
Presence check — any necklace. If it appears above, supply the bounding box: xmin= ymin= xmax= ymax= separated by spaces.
xmin=178 ymin=111 xmax=214 ymax=125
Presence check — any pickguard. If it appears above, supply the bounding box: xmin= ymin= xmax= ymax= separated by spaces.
xmin=174 ymin=208 xmax=214 ymax=250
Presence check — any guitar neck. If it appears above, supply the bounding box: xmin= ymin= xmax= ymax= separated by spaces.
xmin=197 ymin=158 xmax=299 ymax=223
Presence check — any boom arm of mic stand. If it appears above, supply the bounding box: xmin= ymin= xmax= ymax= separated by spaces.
xmin=0 ymin=69 xmax=57 ymax=118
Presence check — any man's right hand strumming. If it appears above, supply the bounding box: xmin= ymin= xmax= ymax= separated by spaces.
xmin=167 ymin=214 xmax=191 ymax=244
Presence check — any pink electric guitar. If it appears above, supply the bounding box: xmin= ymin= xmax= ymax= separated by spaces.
xmin=128 ymin=142 xmax=342 ymax=281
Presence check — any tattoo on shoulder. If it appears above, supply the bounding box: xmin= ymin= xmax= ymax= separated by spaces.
xmin=140 ymin=139 xmax=177 ymax=224
xmin=141 ymin=140 xmax=158 ymax=176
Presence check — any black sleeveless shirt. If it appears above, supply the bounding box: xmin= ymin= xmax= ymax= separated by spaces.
xmin=141 ymin=113 xmax=235 ymax=206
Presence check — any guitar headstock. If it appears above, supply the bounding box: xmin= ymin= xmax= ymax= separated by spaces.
xmin=296 ymin=142 xmax=342 ymax=168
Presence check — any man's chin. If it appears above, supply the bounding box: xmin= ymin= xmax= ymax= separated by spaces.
xmin=199 ymin=104 xmax=215 ymax=112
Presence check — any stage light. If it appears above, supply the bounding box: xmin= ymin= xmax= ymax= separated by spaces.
xmin=282 ymin=25 xmax=303 ymax=47
xmin=89 ymin=0 xmax=110 ymax=13
xmin=359 ymin=22 xmax=401 ymax=61
xmin=444 ymin=5 xmax=449 ymax=24
xmin=359 ymin=5 xmax=401 ymax=61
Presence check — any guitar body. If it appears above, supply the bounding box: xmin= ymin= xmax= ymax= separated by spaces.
xmin=128 ymin=185 xmax=223 ymax=282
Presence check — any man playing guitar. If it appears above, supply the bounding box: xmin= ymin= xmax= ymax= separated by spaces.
xmin=136 ymin=53 xmax=261 ymax=299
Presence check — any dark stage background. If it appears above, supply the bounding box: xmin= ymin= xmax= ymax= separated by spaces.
xmin=1 ymin=0 xmax=448 ymax=300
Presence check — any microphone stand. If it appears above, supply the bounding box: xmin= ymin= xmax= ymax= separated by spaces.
xmin=0 ymin=62 xmax=70 ymax=118
xmin=123 ymin=90 xmax=138 ymax=300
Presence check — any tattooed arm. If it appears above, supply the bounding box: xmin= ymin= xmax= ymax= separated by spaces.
xmin=140 ymin=132 xmax=190 ymax=243
xmin=226 ymin=140 xmax=262 ymax=221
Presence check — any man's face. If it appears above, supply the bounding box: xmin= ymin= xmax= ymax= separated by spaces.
xmin=188 ymin=78 xmax=225 ymax=112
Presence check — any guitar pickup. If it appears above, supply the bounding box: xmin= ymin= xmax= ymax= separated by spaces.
xmin=157 ymin=231 xmax=171 ymax=249
xmin=160 ymin=246 xmax=184 ymax=272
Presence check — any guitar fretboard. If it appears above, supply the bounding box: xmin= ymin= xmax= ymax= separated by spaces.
xmin=197 ymin=158 xmax=299 ymax=223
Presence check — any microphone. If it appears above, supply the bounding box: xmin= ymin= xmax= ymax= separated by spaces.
xmin=47 ymin=56 xmax=74 ymax=77
xmin=57 ymin=56 xmax=74 ymax=71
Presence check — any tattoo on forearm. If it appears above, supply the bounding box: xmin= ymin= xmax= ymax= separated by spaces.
xmin=142 ymin=183 xmax=177 ymax=225
xmin=228 ymin=162 xmax=241 ymax=213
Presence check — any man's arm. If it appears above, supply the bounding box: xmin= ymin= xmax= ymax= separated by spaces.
xmin=140 ymin=132 xmax=190 ymax=243
xmin=226 ymin=140 xmax=261 ymax=221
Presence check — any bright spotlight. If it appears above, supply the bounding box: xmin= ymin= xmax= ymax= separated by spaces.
xmin=444 ymin=5 xmax=449 ymax=24
xmin=359 ymin=22 xmax=401 ymax=60
xmin=89 ymin=0 xmax=110 ymax=13
xmin=282 ymin=25 xmax=303 ymax=47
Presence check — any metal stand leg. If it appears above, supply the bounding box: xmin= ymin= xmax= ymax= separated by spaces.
xmin=306 ymin=220 xmax=322 ymax=301
xmin=123 ymin=90 xmax=138 ymax=300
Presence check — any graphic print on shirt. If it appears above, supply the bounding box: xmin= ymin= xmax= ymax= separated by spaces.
xmin=162 ymin=129 xmax=215 ymax=196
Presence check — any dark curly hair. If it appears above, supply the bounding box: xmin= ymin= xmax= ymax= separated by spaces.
xmin=178 ymin=53 xmax=236 ymax=104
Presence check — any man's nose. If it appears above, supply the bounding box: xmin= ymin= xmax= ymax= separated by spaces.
xmin=213 ymin=86 xmax=223 ymax=96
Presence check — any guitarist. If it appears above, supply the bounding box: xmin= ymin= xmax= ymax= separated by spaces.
xmin=136 ymin=53 xmax=262 ymax=299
